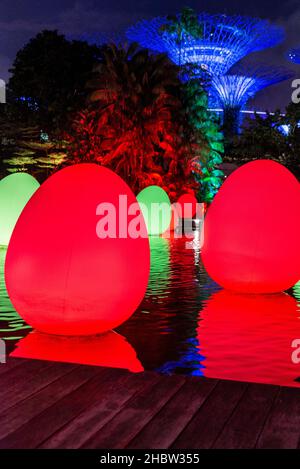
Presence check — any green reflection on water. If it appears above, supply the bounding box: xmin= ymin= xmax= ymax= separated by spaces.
xmin=0 ymin=247 xmax=31 ymax=342
xmin=292 ymin=281 xmax=300 ymax=325
xmin=293 ymin=281 xmax=300 ymax=305
xmin=146 ymin=237 xmax=171 ymax=299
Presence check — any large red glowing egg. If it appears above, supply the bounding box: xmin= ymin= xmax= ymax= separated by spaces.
xmin=5 ymin=164 xmax=150 ymax=335
xmin=201 ymin=160 xmax=300 ymax=293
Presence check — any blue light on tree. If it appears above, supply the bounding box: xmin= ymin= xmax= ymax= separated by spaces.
xmin=211 ymin=64 xmax=293 ymax=110
xmin=210 ymin=64 xmax=293 ymax=136
xmin=127 ymin=13 xmax=284 ymax=76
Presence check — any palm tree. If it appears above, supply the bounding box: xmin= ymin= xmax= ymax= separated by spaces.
xmin=68 ymin=43 xmax=196 ymax=194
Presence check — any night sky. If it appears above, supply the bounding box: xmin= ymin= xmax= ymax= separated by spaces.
xmin=1 ymin=0 xmax=300 ymax=110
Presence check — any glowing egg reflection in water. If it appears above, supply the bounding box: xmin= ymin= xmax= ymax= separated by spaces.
xmin=198 ymin=290 xmax=300 ymax=387
xmin=148 ymin=237 xmax=171 ymax=296
xmin=5 ymin=164 xmax=150 ymax=335
xmin=11 ymin=330 xmax=143 ymax=372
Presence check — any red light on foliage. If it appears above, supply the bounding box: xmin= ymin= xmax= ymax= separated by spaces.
xmin=5 ymin=164 xmax=150 ymax=335
xmin=11 ymin=330 xmax=143 ymax=372
xmin=201 ymin=160 xmax=300 ymax=293
xmin=177 ymin=193 xmax=198 ymax=219
xmin=198 ymin=290 xmax=300 ymax=387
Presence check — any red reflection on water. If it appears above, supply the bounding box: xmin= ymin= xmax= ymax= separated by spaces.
xmin=198 ymin=290 xmax=300 ymax=387
xmin=11 ymin=330 xmax=143 ymax=373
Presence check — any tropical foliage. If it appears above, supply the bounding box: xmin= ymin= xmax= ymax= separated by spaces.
xmin=67 ymin=43 xmax=199 ymax=196
xmin=182 ymin=77 xmax=224 ymax=202
xmin=160 ymin=7 xmax=203 ymax=67
xmin=8 ymin=30 xmax=103 ymax=136
xmin=230 ymin=105 xmax=300 ymax=174
xmin=4 ymin=13 xmax=225 ymax=200
xmin=231 ymin=111 xmax=286 ymax=159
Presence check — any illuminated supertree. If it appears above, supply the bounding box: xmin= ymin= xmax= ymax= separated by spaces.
xmin=287 ymin=47 xmax=300 ymax=65
xmin=126 ymin=13 xmax=284 ymax=76
xmin=211 ymin=64 xmax=293 ymax=109
xmin=210 ymin=64 xmax=294 ymax=141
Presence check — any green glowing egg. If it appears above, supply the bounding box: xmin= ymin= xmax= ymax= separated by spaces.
xmin=0 ymin=173 xmax=40 ymax=246
xmin=137 ymin=186 xmax=171 ymax=236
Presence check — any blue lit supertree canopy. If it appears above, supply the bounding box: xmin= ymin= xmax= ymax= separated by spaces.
xmin=126 ymin=13 xmax=284 ymax=76
xmin=287 ymin=47 xmax=300 ymax=64
xmin=209 ymin=64 xmax=294 ymax=140
xmin=211 ymin=64 xmax=294 ymax=110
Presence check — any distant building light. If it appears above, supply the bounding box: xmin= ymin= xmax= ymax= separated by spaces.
xmin=208 ymin=108 xmax=286 ymax=117
xmin=0 ymin=79 xmax=6 ymax=104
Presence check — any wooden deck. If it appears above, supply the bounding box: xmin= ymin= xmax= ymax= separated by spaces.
xmin=0 ymin=357 xmax=300 ymax=449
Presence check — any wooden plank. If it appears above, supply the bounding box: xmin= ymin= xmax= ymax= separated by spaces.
xmin=171 ymin=380 xmax=248 ymax=449
xmin=0 ymin=362 xmax=78 ymax=415
xmin=0 ymin=358 xmax=48 ymax=387
xmin=213 ymin=383 xmax=279 ymax=449
xmin=0 ymin=363 xmax=89 ymax=440
xmin=0 ymin=359 xmax=55 ymax=409
xmin=0 ymin=361 xmax=77 ymax=415
xmin=0 ymin=366 xmax=129 ymax=449
xmin=256 ymin=387 xmax=300 ymax=449
xmin=39 ymin=371 xmax=160 ymax=449
xmin=127 ymin=377 xmax=218 ymax=449
xmin=0 ymin=358 xmax=27 ymax=376
xmin=81 ymin=374 xmax=186 ymax=449
xmin=1 ymin=357 xmax=300 ymax=450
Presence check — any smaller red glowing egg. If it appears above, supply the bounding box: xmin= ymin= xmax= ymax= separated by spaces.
xmin=162 ymin=205 xmax=180 ymax=235
xmin=201 ymin=160 xmax=300 ymax=293
xmin=177 ymin=193 xmax=198 ymax=219
xmin=5 ymin=164 xmax=150 ymax=335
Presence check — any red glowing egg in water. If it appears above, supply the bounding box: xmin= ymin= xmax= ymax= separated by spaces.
xmin=201 ymin=160 xmax=300 ymax=293
xmin=177 ymin=193 xmax=198 ymax=219
xmin=5 ymin=164 xmax=150 ymax=335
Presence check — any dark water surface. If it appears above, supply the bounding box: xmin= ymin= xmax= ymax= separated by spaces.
xmin=1 ymin=234 xmax=300 ymax=387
